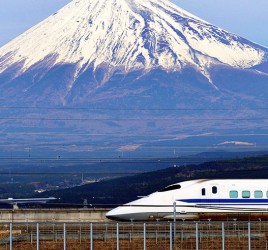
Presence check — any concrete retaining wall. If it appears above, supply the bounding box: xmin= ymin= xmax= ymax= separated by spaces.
xmin=0 ymin=209 xmax=110 ymax=223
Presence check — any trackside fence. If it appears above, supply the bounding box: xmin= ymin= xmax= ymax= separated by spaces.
xmin=1 ymin=221 xmax=268 ymax=249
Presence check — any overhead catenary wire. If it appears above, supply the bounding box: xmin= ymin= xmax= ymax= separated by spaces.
xmin=2 ymin=163 xmax=268 ymax=176
xmin=0 ymin=116 xmax=268 ymax=121
xmin=0 ymin=154 xmax=267 ymax=165
xmin=1 ymin=106 xmax=268 ymax=111
xmin=1 ymin=132 xmax=268 ymax=136
xmin=0 ymin=142 xmax=264 ymax=146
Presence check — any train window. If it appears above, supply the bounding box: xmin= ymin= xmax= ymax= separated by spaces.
xmin=212 ymin=186 xmax=217 ymax=194
xmin=242 ymin=190 xmax=250 ymax=198
xmin=202 ymin=188 xmax=206 ymax=196
xmin=229 ymin=190 xmax=238 ymax=198
xmin=254 ymin=190 xmax=263 ymax=198
xmin=158 ymin=184 xmax=181 ymax=192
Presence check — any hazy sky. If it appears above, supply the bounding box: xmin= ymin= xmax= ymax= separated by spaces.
xmin=0 ymin=0 xmax=267 ymax=47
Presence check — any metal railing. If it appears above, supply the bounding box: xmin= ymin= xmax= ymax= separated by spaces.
xmin=2 ymin=221 xmax=268 ymax=249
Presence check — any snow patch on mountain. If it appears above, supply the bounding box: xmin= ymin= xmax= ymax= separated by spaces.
xmin=218 ymin=141 xmax=256 ymax=146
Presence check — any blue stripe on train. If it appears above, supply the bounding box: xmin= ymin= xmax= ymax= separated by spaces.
xmin=178 ymin=199 xmax=268 ymax=204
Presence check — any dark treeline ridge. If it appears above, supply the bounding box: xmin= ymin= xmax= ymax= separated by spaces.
xmin=40 ymin=155 xmax=268 ymax=207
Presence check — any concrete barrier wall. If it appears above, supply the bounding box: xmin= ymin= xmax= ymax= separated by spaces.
xmin=0 ymin=209 xmax=110 ymax=223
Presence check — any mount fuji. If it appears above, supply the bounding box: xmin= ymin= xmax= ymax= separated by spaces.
xmin=0 ymin=0 xmax=268 ymax=158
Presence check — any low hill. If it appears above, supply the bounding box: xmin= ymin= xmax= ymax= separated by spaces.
xmin=41 ymin=155 xmax=268 ymax=207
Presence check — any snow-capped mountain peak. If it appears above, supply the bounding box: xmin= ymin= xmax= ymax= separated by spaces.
xmin=0 ymin=0 xmax=267 ymax=81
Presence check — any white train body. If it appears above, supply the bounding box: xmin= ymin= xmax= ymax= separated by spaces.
xmin=106 ymin=179 xmax=268 ymax=221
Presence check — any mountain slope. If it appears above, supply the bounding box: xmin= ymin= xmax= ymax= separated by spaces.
xmin=0 ymin=0 xmax=268 ymax=157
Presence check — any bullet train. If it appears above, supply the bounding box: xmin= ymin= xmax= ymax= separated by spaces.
xmin=106 ymin=179 xmax=268 ymax=221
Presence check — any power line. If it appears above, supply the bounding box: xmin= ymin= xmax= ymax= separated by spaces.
xmin=2 ymin=164 xmax=268 ymax=175
xmin=1 ymin=132 xmax=268 ymax=137
xmin=1 ymin=106 xmax=268 ymax=111
xmin=0 ymin=172 xmax=140 ymax=175
xmin=0 ymin=157 xmax=219 ymax=162
xmin=0 ymin=155 xmax=266 ymax=163
xmin=0 ymin=143 xmax=264 ymax=147
xmin=0 ymin=117 xmax=268 ymax=121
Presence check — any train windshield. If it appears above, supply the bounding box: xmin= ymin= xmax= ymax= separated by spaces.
xmin=158 ymin=184 xmax=181 ymax=192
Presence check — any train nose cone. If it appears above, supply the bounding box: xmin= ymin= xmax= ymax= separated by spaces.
xmin=106 ymin=206 xmax=133 ymax=221
xmin=106 ymin=215 xmax=116 ymax=220
xmin=106 ymin=213 xmax=117 ymax=220
xmin=106 ymin=208 xmax=120 ymax=220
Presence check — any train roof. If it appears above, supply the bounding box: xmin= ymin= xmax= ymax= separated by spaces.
xmin=158 ymin=179 xmax=268 ymax=192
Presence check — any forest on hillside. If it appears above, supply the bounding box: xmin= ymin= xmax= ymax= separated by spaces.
xmin=41 ymin=155 xmax=268 ymax=207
